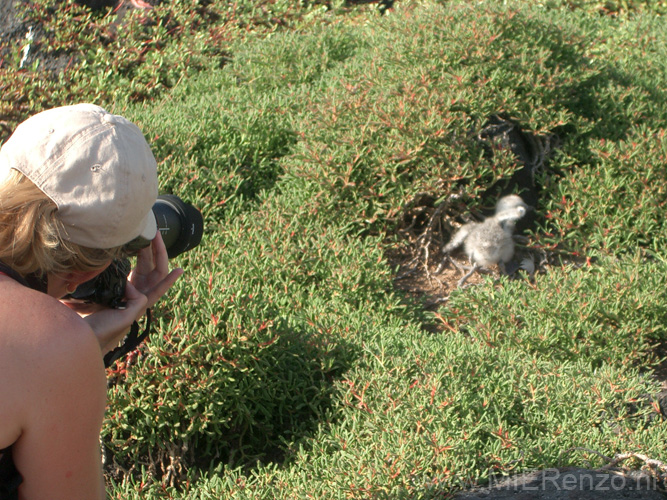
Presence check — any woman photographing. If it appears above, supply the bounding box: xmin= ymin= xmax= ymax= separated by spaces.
xmin=0 ymin=104 xmax=183 ymax=499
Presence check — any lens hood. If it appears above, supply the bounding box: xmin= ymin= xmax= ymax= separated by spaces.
xmin=153 ymin=194 xmax=204 ymax=258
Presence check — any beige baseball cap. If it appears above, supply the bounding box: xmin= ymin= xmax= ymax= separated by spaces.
xmin=0 ymin=103 xmax=158 ymax=249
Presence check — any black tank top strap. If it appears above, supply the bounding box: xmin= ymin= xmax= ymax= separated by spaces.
xmin=0 ymin=447 xmax=21 ymax=500
xmin=0 ymin=262 xmax=29 ymax=287
xmin=0 ymin=261 xmax=47 ymax=293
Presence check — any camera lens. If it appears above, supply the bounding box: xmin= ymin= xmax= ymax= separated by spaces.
xmin=152 ymin=195 xmax=204 ymax=258
xmin=66 ymin=195 xmax=203 ymax=307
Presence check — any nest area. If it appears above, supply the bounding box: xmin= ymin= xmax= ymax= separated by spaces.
xmin=388 ymin=193 xmax=547 ymax=310
xmin=386 ymin=116 xmax=667 ymax=410
xmin=388 ymin=115 xmax=557 ymax=308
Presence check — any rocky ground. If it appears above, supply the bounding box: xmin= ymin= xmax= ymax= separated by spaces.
xmin=0 ymin=0 xmax=16 ymax=35
xmin=0 ymin=0 xmax=68 ymax=73
xmin=0 ymin=0 xmax=23 ymax=49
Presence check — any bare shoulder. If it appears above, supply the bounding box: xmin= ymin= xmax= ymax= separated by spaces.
xmin=0 ymin=279 xmax=102 ymax=363
xmin=0 ymin=278 xmax=105 ymax=435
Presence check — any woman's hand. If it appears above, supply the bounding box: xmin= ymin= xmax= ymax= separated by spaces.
xmin=69 ymin=282 xmax=150 ymax=355
xmin=129 ymin=231 xmax=184 ymax=313
xmin=65 ymin=233 xmax=183 ymax=354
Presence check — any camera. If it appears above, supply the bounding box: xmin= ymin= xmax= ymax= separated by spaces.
xmin=67 ymin=194 xmax=204 ymax=308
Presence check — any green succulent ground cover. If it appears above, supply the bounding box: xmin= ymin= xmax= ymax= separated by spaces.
xmin=2 ymin=0 xmax=667 ymax=498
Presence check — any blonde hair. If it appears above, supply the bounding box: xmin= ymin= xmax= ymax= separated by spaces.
xmin=0 ymin=169 xmax=127 ymax=278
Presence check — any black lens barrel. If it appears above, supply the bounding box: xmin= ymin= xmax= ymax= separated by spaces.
xmin=152 ymin=195 xmax=204 ymax=259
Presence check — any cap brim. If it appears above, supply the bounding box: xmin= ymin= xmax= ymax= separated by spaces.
xmin=137 ymin=211 xmax=158 ymax=242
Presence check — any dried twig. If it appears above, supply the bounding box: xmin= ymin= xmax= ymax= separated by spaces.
xmin=414 ymin=193 xmax=460 ymax=277
xmin=600 ymin=452 xmax=667 ymax=476
xmin=564 ymin=447 xmax=667 ymax=484
xmin=393 ymin=191 xmax=462 ymax=281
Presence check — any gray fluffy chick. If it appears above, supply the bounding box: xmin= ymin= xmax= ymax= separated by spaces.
xmin=443 ymin=195 xmax=529 ymax=285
